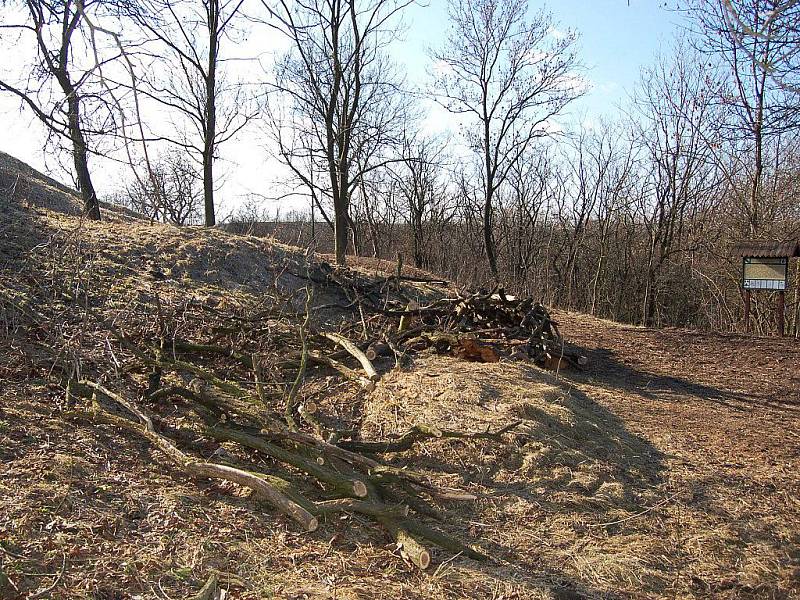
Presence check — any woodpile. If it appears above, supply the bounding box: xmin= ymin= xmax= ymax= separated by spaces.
xmin=320 ymin=271 xmax=588 ymax=369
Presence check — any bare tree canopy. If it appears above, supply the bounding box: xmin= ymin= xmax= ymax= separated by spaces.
xmin=431 ymin=0 xmax=583 ymax=278
xmin=719 ymin=0 xmax=800 ymax=95
xmin=117 ymin=149 xmax=203 ymax=224
xmin=684 ymin=0 xmax=800 ymax=234
xmin=0 ymin=0 xmax=128 ymax=219
xmin=126 ymin=0 xmax=257 ymax=226
xmin=266 ymin=0 xmax=414 ymax=266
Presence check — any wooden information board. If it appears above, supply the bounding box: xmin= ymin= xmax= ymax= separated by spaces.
xmin=742 ymin=257 xmax=788 ymax=290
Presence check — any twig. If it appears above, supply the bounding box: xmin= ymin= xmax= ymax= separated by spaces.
xmin=27 ymin=552 xmax=66 ymax=600
xmin=588 ymin=493 xmax=680 ymax=528
xmin=285 ymin=288 xmax=313 ymax=429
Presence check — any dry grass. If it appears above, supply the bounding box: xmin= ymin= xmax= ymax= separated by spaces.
xmin=1 ymin=155 xmax=799 ymax=599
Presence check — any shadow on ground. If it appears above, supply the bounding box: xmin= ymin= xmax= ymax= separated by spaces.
xmin=563 ymin=342 xmax=800 ymax=414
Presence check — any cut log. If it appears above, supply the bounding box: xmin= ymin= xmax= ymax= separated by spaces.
xmin=379 ymin=517 xmax=431 ymax=570
xmin=400 ymin=519 xmax=488 ymax=562
xmin=365 ymin=341 xmax=390 ymax=362
xmin=316 ymin=499 xmax=409 ymax=519
xmin=398 ymin=301 xmax=419 ymax=332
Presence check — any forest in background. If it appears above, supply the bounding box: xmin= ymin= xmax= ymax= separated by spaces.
xmin=1 ymin=0 xmax=798 ymax=335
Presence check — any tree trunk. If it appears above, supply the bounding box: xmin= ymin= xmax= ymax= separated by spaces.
xmin=750 ymin=121 xmax=762 ymax=237
xmin=483 ymin=112 xmax=498 ymax=280
xmin=483 ymin=193 xmax=498 ymax=280
xmin=65 ymin=85 xmax=100 ymax=220
xmin=334 ymin=175 xmax=349 ymax=266
xmin=203 ymin=150 xmax=215 ymax=227
xmin=203 ymin=13 xmax=218 ymax=227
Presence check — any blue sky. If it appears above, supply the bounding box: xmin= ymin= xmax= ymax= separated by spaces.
xmin=403 ymin=0 xmax=684 ymax=121
xmin=0 ymin=0 xmax=686 ymax=211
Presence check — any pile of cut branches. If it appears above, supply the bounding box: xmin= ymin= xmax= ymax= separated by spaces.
xmin=311 ymin=268 xmax=586 ymax=369
xmin=7 ymin=239 xmax=580 ymax=570
xmin=59 ymin=284 xmax=532 ymax=571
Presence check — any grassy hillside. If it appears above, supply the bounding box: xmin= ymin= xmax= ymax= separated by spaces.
xmin=1 ymin=153 xmax=798 ymax=599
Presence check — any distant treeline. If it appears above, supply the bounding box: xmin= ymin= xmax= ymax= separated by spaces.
xmin=6 ymin=0 xmax=795 ymax=335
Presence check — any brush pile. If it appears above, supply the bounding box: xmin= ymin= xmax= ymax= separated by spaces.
xmin=312 ymin=265 xmax=586 ymax=369
xmin=2 ymin=232 xmax=580 ymax=573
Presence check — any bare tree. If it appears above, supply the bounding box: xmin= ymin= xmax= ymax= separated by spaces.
xmin=121 ymin=150 xmax=202 ymax=224
xmin=431 ymin=0 xmax=582 ymax=279
xmin=0 ymin=0 xmax=126 ymax=219
xmin=128 ymin=0 xmax=256 ymax=226
xmin=392 ymin=131 xmax=455 ymax=268
xmin=687 ymin=0 xmax=799 ymax=235
xmin=630 ymin=48 xmax=723 ymax=325
xmin=266 ymin=0 xmax=414 ymax=266
xmin=262 ymin=99 xmax=334 ymax=235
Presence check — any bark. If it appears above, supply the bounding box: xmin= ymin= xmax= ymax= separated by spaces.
xmin=67 ymin=93 xmax=100 ymax=220
xmin=484 ymin=189 xmax=498 ymax=280
xmin=334 ymin=183 xmax=350 ymax=265
xmin=189 ymin=575 xmax=218 ymax=600
xmin=203 ymin=4 xmax=219 ymax=227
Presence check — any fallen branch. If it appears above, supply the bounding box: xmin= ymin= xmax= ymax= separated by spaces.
xmin=338 ymin=421 xmax=522 ymax=454
xmin=322 ymin=332 xmax=379 ymax=382
xmin=76 ymin=381 xmax=319 ymax=532
xmin=285 ymin=289 xmax=312 ymax=429
xmin=207 ymin=425 xmax=369 ymax=499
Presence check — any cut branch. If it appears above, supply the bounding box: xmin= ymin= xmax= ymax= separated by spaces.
xmin=322 ymin=332 xmax=379 ymax=382
xmin=76 ymin=381 xmax=318 ymax=532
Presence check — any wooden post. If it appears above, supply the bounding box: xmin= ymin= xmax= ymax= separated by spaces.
xmin=744 ymin=288 xmax=752 ymax=334
xmin=777 ymin=290 xmax=785 ymax=337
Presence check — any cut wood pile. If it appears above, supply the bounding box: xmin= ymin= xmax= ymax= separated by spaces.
xmin=307 ymin=265 xmax=588 ymax=370
xmin=2 ymin=240 xmax=585 ymax=573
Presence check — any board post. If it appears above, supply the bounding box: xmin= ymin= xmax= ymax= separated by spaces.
xmin=744 ymin=288 xmax=751 ymax=333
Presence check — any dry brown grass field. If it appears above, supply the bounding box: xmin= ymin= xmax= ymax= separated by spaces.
xmin=1 ymin=152 xmax=798 ymax=599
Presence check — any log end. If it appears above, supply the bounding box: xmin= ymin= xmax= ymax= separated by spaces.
xmin=307 ymin=516 xmax=319 ymax=532
xmin=353 ymin=480 xmax=368 ymax=498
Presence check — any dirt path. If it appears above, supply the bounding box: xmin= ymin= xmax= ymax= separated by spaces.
xmin=554 ymin=311 xmax=800 ymax=597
